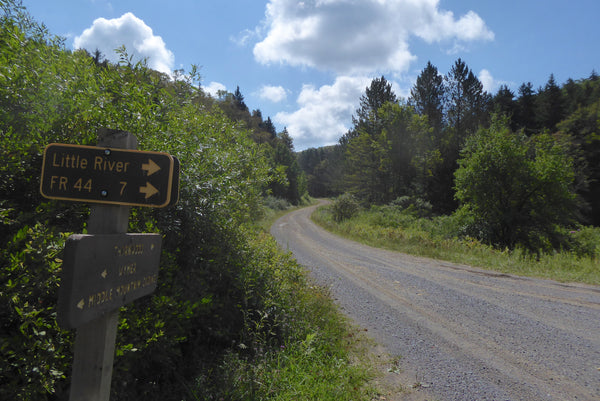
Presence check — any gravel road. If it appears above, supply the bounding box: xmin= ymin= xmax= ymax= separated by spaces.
xmin=270 ymin=203 xmax=600 ymax=401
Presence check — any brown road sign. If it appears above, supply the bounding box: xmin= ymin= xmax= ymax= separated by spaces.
xmin=57 ymin=233 xmax=162 ymax=329
xmin=40 ymin=143 xmax=178 ymax=207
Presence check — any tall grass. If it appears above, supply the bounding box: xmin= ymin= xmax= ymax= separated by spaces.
xmin=199 ymin=286 xmax=375 ymax=401
xmin=313 ymin=204 xmax=600 ymax=285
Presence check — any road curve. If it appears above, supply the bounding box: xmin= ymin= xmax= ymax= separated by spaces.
xmin=270 ymin=202 xmax=600 ymax=401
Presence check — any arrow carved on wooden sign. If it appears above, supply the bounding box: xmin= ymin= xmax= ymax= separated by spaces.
xmin=141 ymin=159 xmax=161 ymax=176
xmin=139 ymin=182 xmax=159 ymax=199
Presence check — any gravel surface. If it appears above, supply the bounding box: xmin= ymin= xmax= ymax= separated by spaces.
xmin=270 ymin=203 xmax=600 ymax=401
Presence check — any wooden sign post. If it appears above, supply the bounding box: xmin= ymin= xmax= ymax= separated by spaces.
xmin=39 ymin=129 xmax=179 ymax=401
xmin=69 ymin=129 xmax=136 ymax=401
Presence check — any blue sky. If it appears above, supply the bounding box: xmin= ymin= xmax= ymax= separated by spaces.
xmin=23 ymin=0 xmax=600 ymax=150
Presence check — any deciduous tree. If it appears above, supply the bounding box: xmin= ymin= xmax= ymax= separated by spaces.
xmin=557 ymin=99 xmax=600 ymax=225
xmin=455 ymin=117 xmax=577 ymax=250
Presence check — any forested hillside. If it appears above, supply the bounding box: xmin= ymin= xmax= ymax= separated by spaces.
xmin=299 ymin=60 xmax=600 ymax=251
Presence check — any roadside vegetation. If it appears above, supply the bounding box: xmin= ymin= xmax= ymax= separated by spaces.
xmin=313 ymin=196 xmax=600 ymax=285
xmin=0 ymin=2 xmax=376 ymax=400
xmin=187 ymin=222 xmax=376 ymax=401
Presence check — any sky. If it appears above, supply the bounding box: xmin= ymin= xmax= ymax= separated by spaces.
xmin=23 ymin=0 xmax=600 ymax=151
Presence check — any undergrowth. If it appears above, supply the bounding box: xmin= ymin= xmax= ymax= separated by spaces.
xmin=312 ymin=204 xmax=600 ymax=285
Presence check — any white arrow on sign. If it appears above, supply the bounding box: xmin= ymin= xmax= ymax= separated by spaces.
xmin=77 ymin=299 xmax=85 ymax=310
xmin=139 ymin=182 xmax=159 ymax=199
xmin=101 ymin=269 xmax=108 ymax=279
xmin=141 ymin=159 xmax=161 ymax=176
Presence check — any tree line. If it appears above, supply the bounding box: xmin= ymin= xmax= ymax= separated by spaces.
xmin=299 ymin=59 xmax=600 ymax=249
xmin=213 ymin=85 xmax=306 ymax=205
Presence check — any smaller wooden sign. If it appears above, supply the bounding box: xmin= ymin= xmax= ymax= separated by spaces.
xmin=57 ymin=233 xmax=162 ymax=329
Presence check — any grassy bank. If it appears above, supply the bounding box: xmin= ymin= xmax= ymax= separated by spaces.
xmin=189 ymin=200 xmax=380 ymax=401
xmin=312 ymin=204 xmax=600 ymax=286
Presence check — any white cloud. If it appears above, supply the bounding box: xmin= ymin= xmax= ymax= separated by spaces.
xmin=275 ymin=76 xmax=371 ymax=150
xmin=478 ymin=69 xmax=513 ymax=93
xmin=258 ymin=85 xmax=287 ymax=102
xmin=478 ymin=69 xmax=495 ymax=93
xmin=74 ymin=13 xmax=174 ymax=74
xmin=415 ymin=10 xmax=494 ymax=43
xmin=230 ymin=28 xmax=261 ymax=46
xmin=253 ymin=0 xmax=494 ymax=75
xmin=204 ymin=81 xmax=227 ymax=97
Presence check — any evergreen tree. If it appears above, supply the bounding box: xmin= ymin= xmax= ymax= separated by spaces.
xmin=251 ymin=108 xmax=263 ymax=123
xmin=563 ymin=78 xmax=584 ymax=115
xmin=248 ymin=109 xmax=271 ymax=144
xmin=581 ymin=71 xmax=600 ymax=109
xmin=343 ymin=131 xmax=384 ymax=204
xmin=217 ymin=87 xmax=250 ymax=123
xmin=261 ymin=116 xmax=277 ymax=138
xmin=378 ymin=102 xmax=438 ymax=202
xmin=91 ymin=48 xmax=108 ymax=67
xmin=409 ymin=61 xmax=445 ymax=138
xmin=341 ymin=76 xmax=397 ymax=145
xmin=492 ymin=85 xmax=517 ymax=122
xmin=340 ymin=76 xmax=397 ymax=203
xmin=298 ymin=146 xmax=344 ymax=197
xmin=515 ymin=82 xmax=537 ymax=135
xmin=354 ymin=76 xmax=397 ymax=128
xmin=233 ymin=85 xmax=248 ymax=111
xmin=536 ymin=74 xmax=565 ymax=131
xmin=445 ymin=58 xmax=470 ymax=142
xmin=429 ymin=58 xmax=490 ymax=213
xmin=445 ymin=58 xmax=490 ymax=147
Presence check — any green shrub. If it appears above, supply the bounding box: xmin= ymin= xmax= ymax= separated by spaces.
xmin=360 ymin=205 xmax=414 ymax=229
xmin=0 ymin=223 xmax=73 ymax=400
xmin=567 ymin=226 xmax=600 ymax=258
xmin=263 ymin=195 xmax=291 ymax=211
xmin=331 ymin=193 xmax=360 ymax=222
xmin=389 ymin=196 xmax=433 ymax=218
